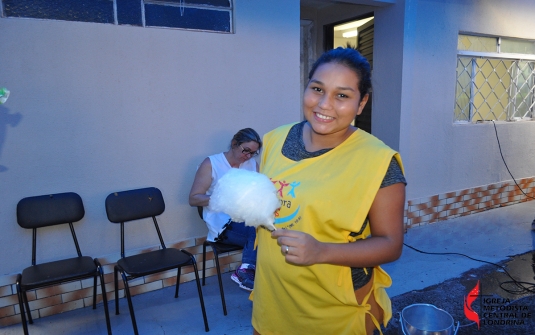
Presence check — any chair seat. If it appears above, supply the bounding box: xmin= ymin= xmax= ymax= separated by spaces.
xmin=118 ymin=248 xmax=192 ymax=277
xmin=207 ymin=241 xmax=243 ymax=254
xmin=21 ymin=256 xmax=97 ymax=288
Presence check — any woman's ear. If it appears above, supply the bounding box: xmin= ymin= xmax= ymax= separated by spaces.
xmin=356 ymin=94 xmax=369 ymax=116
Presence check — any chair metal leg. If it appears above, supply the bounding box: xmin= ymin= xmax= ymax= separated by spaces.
xmin=190 ymin=257 xmax=209 ymax=332
xmin=121 ymin=271 xmax=139 ymax=335
xmin=114 ymin=265 xmax=120 ymax=315
xmin=174 ymin=267 xmax=180 ymax=298
xmin=16 ymin=274 xmax=29 ymax=335
xmin=22 ymin=288 xmax=32 ymax=324
xmin=181 ymin=249 xmax=209 ymax=332
xmin=202 ymin=242 xmax=208 ymax=286
xmin=95 ymin=259 xmax=112 ymax=335
xmin=92 ymin=275 xmax=97 ymax=309
xmin=213 ymin=252 xmax=228 ymax=315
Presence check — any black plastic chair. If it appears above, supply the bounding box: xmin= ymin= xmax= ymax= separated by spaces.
xmin=198 ymin=206 xmax=244 ymax=316
xmin=15 ymin=192 xmax=112 ymax=335
xmin=105 ymin=187 xmax=209 ymax=334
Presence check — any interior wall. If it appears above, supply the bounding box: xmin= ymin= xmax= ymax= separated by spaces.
xmin=0 ymin=0 xmax=301 ymax=275
xmin=300 ymin=3 xmax=375 ymax=60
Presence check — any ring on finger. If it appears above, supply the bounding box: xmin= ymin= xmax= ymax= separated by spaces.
xmin=284 ymin=245 xmax=289 ymax=255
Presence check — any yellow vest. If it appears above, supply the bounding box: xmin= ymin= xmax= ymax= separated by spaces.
xmin=252 ymin=123 xmax=403 ymax=335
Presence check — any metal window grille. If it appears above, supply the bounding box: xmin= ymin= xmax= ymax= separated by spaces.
xmin=455 ymin=34 xmax=535 ymax=123
xmin=455 ymin=57 xmax=535 ymax=122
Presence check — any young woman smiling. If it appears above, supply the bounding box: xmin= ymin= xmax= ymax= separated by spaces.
xmin=251 ymin=47 xmax=406 ymax=335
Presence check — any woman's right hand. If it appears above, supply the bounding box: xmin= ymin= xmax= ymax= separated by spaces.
xmin=271 ymin=229 xmax=324 ymax=266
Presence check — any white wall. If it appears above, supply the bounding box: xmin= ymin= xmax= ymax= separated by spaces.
xmin=399 ymin=0 xmax=535 ymax=199
xmin=372 ymin=0 xmax=406 ymax=153
xmin=0 ymin=0 xmax=301 ymax=275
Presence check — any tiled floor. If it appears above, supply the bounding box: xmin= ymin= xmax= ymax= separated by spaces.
xmin=2 ymin=201 xmax=535 ymax=334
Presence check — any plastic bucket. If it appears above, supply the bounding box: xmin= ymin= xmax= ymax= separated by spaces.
xmin=400 ymin=304 xmax=459 ymax=335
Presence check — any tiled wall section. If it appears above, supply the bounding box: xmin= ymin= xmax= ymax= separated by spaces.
xmin=2 ymin=178 xmax=534 ymax=328
xmin=0 ymin=236 xmax=243 ymax=328
xmin=405 ymin=177 xmax=535 ymax=228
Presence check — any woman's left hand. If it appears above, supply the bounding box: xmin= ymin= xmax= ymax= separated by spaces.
xmin=270 ymin=183 xmax=406 ymax=269
xmin=271 ymin=229 xmax=323 ymax=265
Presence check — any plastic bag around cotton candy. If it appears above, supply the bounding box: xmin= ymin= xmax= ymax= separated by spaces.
xmin=208 ymin=168 xmax=280 ymax=231
xmin=0 ymin=88 xmax=9 ymax=104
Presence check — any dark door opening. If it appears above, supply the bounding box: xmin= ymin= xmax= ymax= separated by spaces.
xmin=324 ymin=14 xmax=374 ymax=134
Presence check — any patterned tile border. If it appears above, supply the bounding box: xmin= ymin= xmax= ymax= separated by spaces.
xmin=405 ymin=177 xmax=535 ymax=228
xmin=3 ymin=177 xmax=533 ymax=328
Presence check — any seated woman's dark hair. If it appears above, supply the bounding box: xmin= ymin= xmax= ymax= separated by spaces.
xmin=308 ymin=46 xmax=371 ymax=98
xmin=231 ymin=128 xmax=262 ymax=149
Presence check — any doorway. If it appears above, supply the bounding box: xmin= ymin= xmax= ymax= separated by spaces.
xmin=324 ymin=15 xmax=374 ymax=134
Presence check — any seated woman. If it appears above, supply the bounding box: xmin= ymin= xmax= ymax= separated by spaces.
xmin=189 ymin=128 xmax=262 ymax=291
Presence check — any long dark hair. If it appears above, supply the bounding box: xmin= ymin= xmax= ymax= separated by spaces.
xmin=308 ymin=46 xmax=371 ymax=98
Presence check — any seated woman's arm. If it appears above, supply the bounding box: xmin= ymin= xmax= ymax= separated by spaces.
xmin=188 ymin=157 xmax=213 ymax=207
xmin=272 ymin=182 xmax=405 ymax=268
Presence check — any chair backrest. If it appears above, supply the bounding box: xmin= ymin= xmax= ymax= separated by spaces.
xmin=16 ymin=192 xmax=85 ymax=265
xmin=105 ymin=187 xmax=166 ymax=258
xmin=17 ymin=192 xmax=85 ymax=229
xmin=105 ymin=187 xmax=165 ymax=223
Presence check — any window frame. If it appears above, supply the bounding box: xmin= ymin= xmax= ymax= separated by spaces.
xmin=455 ymin=35 xmax=535 ymax=124
xmin=0 ymin=0 xmax=234 ymax=33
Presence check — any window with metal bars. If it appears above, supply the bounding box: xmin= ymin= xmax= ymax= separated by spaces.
xmin=0 ymin=0 xmax=233 ymax=33
xmin=455 ymin=34 xmax=535 ymax=123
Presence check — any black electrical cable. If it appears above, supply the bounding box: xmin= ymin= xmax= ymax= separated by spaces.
xmin=492 ymin=120 xmax=535 ymax=200
xmin=398 ymin=121 xmax=535 ymax=330
xmin=400 ymin=242 xmax=535 ymax=330
xmin=400 ymin=242 xmax=535 ymax=331
xmin=490 ymin=120 xmax=535 ymax=293
xmin=403 ymin=242 xmax=535 ymax=295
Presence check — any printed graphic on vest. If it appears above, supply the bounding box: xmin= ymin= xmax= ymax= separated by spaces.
xmin=272 ymin=178 xmax=301 ymax=229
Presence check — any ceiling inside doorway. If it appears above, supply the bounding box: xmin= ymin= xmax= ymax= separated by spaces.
xmin=301 ymin=0 xmax=394 ymax=9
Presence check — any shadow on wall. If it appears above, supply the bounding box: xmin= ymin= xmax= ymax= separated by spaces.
xmin=0 ymin=104 xmax=22 ymax=172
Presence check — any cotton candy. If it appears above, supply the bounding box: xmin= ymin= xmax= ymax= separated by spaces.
xmin=208 ymin=168 xmax=280 ymax=231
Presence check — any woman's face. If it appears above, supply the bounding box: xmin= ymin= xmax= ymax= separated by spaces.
xmin=232 ymin=140 xmax=260 ymax=163
xmin=303 ymin=62 xmax=368 ymax=138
